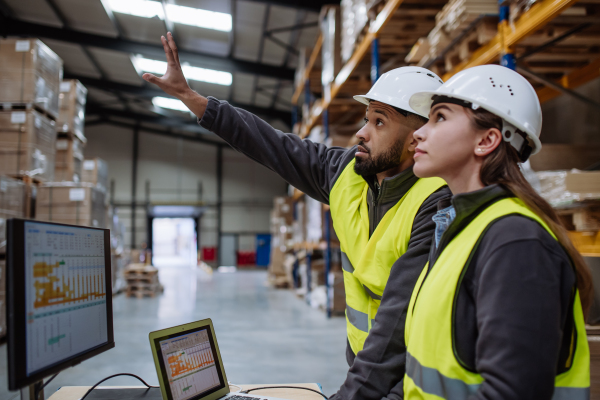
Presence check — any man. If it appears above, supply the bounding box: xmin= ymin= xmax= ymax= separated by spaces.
xmin=145 ymin=33 xmax=451 ymax=400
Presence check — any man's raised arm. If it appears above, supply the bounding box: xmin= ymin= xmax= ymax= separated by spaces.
xmin=143 ymin=33 xmax=353 ymax=204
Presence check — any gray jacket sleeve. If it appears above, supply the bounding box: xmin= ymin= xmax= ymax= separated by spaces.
xmin=198 ymin=97 xmax=355 ymax=203
xmin=330 ymin=186 xmax=452 ymax=400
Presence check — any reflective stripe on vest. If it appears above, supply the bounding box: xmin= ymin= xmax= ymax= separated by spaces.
xmin=407 ymin=352 xmax=589 ymax=400
xmin=330 ymin=160 xmax=446 ymax=354
xmin=404 ymin=197 xmax=590 ymax=399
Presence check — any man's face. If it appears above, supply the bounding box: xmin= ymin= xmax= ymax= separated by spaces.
xmin=353 ymin=101 xmax=421 ymax=177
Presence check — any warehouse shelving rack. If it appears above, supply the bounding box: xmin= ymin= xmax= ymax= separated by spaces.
xmin=289 ymin=0 xmax=600 ymax=309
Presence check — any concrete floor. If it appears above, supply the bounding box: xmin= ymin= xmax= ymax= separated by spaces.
xmin=0 ymin=268 xmax=349 ymax=400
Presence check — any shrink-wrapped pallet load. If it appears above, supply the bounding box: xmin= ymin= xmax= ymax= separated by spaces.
xmin=0 ymin=38 xmax=63 ymax=119
xmin=0 ymin=110 xmax=56 ymax=181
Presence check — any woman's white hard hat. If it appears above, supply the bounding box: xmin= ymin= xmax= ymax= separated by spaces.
xmin=354 ymin=66 xmax=444 ymax=118
xmin=409 ymin=64 xmax=543 ymax=158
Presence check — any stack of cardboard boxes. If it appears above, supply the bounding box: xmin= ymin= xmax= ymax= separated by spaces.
xmin=55 ymin=80 xmax=87 ymax=182
xmin=0 ymin=37 xmax=64 ymax=338
xmin=268 ymin=196 xmax=294 ymax=286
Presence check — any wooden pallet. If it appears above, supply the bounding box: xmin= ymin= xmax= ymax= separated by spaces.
xmin=0 ymin=102 xmax=57 ymax=121
xmin=557 ymin=203 xmax=600 ymax=231
xmin=126 ymin=283 xmax=163 ymax=298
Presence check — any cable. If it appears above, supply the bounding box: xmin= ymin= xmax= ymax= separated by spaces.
xmin=35 ymin=373 xmax=60 ymax=400
xmin=242 ymin=386 xmax=328 ymax=399
xmin=227 ymin=382 xmax=242 ymax=393
xmin=80 ymin=373 xmax=159 ymax=400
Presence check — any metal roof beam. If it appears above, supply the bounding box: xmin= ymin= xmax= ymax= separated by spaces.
xmin=87 ymin=116 xmax=225 ymax=147
xmin=2 ymin=17 xmax=295 ymax=81
xmin=241 ymin=0 xmax=326 ymax=12
xmin=68 ymin=75 xmax=291 ymax=122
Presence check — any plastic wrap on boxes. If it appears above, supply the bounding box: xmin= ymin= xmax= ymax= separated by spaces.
xmin=537 ymin=170 xmax=600 ymax=207
xmin=0 ymin=176 xmax=26 ymax=253
xmin=57 ymin=80 xmax=87 ymax=142
xmin=0 ymin=38 xmax=63 ymax=119
xmin=306 ymin=196 xmax=322 ymax=243
xmin=36 ymin=182 xmax=107 ymax=228
xmin=81 ymin=158 xmax=108 ymax=193
xmin=341 ymin=0 xmax=369 ymax=63
xmin=321 ymin=6 xmax=342 ymax=102
xmin=0 ymin=110 xmax=56 ymax=181
xmin=55 ymin=136 xmax=84 ymax=182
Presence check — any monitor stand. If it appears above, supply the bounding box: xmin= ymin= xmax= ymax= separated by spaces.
xmin=20 ymin=381 xmax=43 ymax=400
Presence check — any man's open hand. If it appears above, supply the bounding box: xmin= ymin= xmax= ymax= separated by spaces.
xmin=142 ymin=32 xmax=208 ymax=118
xmin=142 ymin=32 xmax=193 ymax=99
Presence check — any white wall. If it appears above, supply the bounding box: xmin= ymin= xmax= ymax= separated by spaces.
xmin=84 ymin=124 xmax=287 ymax=251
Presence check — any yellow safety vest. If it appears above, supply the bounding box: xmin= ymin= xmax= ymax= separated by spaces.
xmin=330 ymin=159 xmax=446 ymax=354
xmin=404 ymin=197 xmax=590 ymax=400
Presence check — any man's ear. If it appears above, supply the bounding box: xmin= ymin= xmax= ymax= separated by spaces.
xmin=406 ymin=133 xmax=418 ymax=152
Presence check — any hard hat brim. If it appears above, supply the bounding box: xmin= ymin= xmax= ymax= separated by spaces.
xmin=409 ymin=90 xmax=542 ymax=155
xmin=353 ymin=95 xmax=371 ymax=106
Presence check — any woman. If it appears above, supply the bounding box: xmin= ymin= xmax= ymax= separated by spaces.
xmin=402 ymin=64 xmax=592 ymax=399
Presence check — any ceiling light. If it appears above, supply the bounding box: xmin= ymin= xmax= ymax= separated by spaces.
xmin=152 ymin=97 xmax=189 ymax=112
xmin=106 ymin=0 xmax=231 ymax=32
xmin=165 ymin=4 xmax=232 ymax=32
xmin=106 ymin=0 xmax=163 ymax=19
xmin=133 ymin=56 xmax=232 ymax=86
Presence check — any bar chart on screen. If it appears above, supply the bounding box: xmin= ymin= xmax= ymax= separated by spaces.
xmin=161 ymin=330 xmax=221 ymax=400
xmin=24 ymin=222 xmax=109 ymax=375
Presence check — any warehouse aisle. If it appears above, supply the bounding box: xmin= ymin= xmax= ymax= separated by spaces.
xmin=0 ymin=269 xmax=349 ymax=400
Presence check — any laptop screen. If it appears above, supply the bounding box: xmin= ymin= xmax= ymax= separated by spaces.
xmin=154 ymin=325 xmax=226 ymax=400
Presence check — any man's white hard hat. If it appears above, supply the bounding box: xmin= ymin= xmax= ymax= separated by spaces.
xmin=354 ymin=66 xmax=444 ymax=118
xmin=409 ymin=64 xmax=542 ymax=159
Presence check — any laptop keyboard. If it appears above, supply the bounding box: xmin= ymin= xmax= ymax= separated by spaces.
xmin=229 ymin=396 xmax=267 ymax=400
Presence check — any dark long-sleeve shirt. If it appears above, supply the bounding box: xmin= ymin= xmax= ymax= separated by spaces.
xmin=198 ymin=97 xmax=451 ymax=399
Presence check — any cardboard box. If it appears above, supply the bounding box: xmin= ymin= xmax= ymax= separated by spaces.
xmin=0 ymin=38 xmax=63 ymax=119
xmin=57 ymin=80 xmax=87 ymax=142
xmin=54 ymin=136 xmax=84 ymax=182
xmin=273 ymin=196 xmax=294 ymax=225
xmin=36 ymin=182 xmax=107 ymax=228
xmin=81 ymin=158 xmax=108 ymax=193
xmin=328 ymin=270 xmax=346 ymax=313
xmin=0 ymin=110 xmax=56 ymax=181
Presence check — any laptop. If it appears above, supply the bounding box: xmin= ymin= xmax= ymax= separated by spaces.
xmin=149 ymin=319 xmax=289 ymax=400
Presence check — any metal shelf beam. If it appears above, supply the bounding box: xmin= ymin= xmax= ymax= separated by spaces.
xmin=442 ymin=0 xmax=579 ymax=81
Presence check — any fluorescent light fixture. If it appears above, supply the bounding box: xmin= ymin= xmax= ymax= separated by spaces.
xmin=107 ymin=0 xmax=164 ymax=19
xmin=152 ymin=96 xmax=189 ymax=112
xmin=165 ymin=4 xmax=232 ymax=32
xmin=106 ymin=0 xmax=232 ymax=32
xmin=133 ymin=56 xmax=232 ymax=86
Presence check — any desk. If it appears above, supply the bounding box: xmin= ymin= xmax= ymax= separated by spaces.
xmin=47 ymin=384 xmax=324 ymax=400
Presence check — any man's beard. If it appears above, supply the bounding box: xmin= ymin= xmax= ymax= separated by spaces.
xmin=354 ymin=139 xmax=404 ymax=177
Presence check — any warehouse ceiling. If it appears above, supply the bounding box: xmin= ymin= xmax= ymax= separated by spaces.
xmin=0 ymin=0 xmax=325 ymax=140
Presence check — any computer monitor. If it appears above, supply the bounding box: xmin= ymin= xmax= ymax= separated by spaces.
xmin=6 ymin=219 xmax=115 ymax=390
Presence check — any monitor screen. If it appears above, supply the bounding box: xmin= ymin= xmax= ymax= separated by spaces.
xmin=7 ymin=219 xmax=114 ymax=390
xmin=153 ymin=326 xmax=225 ymax=400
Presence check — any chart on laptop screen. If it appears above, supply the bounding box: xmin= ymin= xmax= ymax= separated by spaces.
xmin=160 ymin=330 xmax=220 ymax=400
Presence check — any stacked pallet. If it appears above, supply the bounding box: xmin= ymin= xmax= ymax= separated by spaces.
xmin=55 ymin=80 xmax=87 ymax=182
xmin=124 ymin=264 xmax=163 ymax=298
xmin=409 ymin=0 xmax=497 ymax=72
xmin=0 ymin=39 xmax=62 ymax=184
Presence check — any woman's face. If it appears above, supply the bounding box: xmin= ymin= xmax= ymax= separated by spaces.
xmin=412 ymin=102 xmax=486 ymax=180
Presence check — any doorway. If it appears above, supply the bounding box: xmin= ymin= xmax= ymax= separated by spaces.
xmin=152 ymin=217 xmax=198 ymax=268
